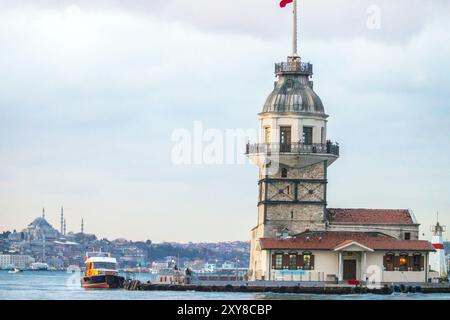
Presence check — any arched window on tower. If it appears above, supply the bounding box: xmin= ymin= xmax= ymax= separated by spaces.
xmin=281 ymin=168 xmax=288 ymax=178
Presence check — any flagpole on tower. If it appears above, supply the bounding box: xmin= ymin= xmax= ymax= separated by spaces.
xmin=292 ymin=0 xmax=298 ymax=57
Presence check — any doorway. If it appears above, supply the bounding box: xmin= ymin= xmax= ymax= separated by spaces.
xmin=280 ymin=127 xmax=291 ymax=152
xmin=343 ymin=260 xmax=357 ymax=280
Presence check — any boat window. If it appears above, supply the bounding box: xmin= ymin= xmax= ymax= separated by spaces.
xmin=94 ymin=262 xmax=116 ymax=270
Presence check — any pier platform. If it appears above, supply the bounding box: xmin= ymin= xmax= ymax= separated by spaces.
xmin=123 ymin=280 xmax=450 ymax=295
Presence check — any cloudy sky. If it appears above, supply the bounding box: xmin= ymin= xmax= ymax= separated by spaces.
xmin=0 ymin=0 xmax=449 ymax=242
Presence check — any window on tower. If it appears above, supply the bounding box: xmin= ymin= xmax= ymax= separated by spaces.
xmin=281 ymin=168 xmax=288 ymax=178
xmin=280 ymin=127 xmax=292 ymax=152
xmin=404 ymin=233 xmax=411 ymax=240
xmin=303 ymin=127 xmax=313 ymax=145
xmin=265 ymin=127 xmax=271 ymax=145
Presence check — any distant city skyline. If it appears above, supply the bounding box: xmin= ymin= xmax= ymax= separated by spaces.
xmin=0 ymin=0 xmax=449 ymax=242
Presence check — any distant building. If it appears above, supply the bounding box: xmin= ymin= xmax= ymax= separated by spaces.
xmin=221 ymin=262 xmax=235 ymax=270
xmin=8 ymin=231 xmax=24 ymax=242
xmin=22 ymin=216 xmax=60 ymax=242
xmin=151 ymin=261 xmax=170 ymax=271
xmin=203 ymin=263 xmax=217 ymax=273
xmin=0 ymin=254 xmax=35 ymax=269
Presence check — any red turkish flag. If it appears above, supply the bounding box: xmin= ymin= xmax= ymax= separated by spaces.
xmin=280 ymin=0 xmax=293 ymax=8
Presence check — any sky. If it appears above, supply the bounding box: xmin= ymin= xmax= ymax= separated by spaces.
xmin=0 ymin=0 xmax=449 ymax=243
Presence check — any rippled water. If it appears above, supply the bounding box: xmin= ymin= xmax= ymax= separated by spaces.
xmin=0 ymin=271 xmax=449 ymax=300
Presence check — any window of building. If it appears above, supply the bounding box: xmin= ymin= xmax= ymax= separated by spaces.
xmin=265 ymin=127 xmax=271 ymax=145
xmin=302 ymin=252 xmax=314 ymax=270
xmin=281 ymin=168 xmax=288 ymax=178
xmin=404 ymin=233 xmax=411 ymax=240
xmin=282 ymin=254 xmax=289 ymax=269
xmin=273 ymin=253 xmax=283 ymax=270
xmin=280 ymin=127 xmax=292 ymax=152
xmin=289 ymin=254 xmax=298 ymax=270
xmin=384 ymin=253 xmax=395 ymax=271
xmin=399 ymin=253 xmax=409 ymax=271
xmin=303 ymin=127 xmax=313 ymax=145
xmin=413 ymin=254 xmax=423 ymax=272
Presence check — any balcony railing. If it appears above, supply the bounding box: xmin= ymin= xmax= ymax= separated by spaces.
xmin=246 ymin=142 xmax=340 ymax=157
xmin=275 ymin=62 xmax=313 ymax=75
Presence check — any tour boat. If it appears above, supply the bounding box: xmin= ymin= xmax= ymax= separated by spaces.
xmin=29 ymin=262 xmax=49 ymax=271
xmin=81 ymin=252 xmax=124 ymax=289
xmin=8 ymin=268 xmax=23 ymax=274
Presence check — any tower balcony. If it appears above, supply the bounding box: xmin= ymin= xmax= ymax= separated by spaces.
xmin=246 ymin=142 xmax=340 ymax=168
xmin=246 ymin=142 xmax=339 ymax=156
xmin=275 ymin=61 xmax=313 ymax=76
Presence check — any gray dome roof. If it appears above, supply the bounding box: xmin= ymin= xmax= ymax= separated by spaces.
xmin=23 ymin=217 xmax=59 ymax=241
xmin=263 ymin=75 xmax=325 ymax=114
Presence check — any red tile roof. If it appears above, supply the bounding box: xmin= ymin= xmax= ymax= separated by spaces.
xmin=259 ymin=231 xmax=435 ymax=252
xmin=327 ymin=208 xmax=416 ymax=225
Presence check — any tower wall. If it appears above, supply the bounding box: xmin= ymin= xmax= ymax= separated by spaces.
xmin=255 ymin=162 xmax=328 ymax=239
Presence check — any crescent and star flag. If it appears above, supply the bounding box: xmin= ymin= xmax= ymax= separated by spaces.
xmin=280 ymin=0 xmax=294 ymax=8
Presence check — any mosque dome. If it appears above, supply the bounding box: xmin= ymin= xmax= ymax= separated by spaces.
xmin=22 ymin=216 xmax=59 ymax=241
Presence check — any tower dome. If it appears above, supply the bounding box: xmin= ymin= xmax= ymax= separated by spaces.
xmin=262 ymin=58 xmax=325 ymax=115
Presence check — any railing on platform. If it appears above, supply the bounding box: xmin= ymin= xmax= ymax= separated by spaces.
xmin=275 ymin=61 xmax=313 ymax=75
xmin=271 ymin=270 xmax=326 ymax=282
xmin=246 ymin=142 xmax=340 ymax=157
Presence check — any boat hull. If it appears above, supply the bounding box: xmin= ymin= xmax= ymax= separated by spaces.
xmin=81 ymin=275 xmax=125 ymax=289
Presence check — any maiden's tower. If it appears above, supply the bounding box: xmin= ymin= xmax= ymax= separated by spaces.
xmin=246 ymin=0 xmax=435 ymax=284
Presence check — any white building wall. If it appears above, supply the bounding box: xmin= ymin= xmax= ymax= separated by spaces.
xmin=366 ymin=252 xmax=427 ymax=283
xmin=259 ymin=114 xmax=327 ymax=145
xmin=0 ymin=255 xmax=35 ymax=269
xmin=262 ymin=250 xmax=428 ymax=283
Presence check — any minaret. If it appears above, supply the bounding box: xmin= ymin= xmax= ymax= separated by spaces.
xmin=60 ymin=206 xmax=64 ymax=235
xmin=63 ymin=219 xmax=67 ymax=236
xmin=81 ymin=218 xmax=84 ymax=234
xmin=429 ymin=214 xmax=447 ymax=278
xmin=42 ymin=208 xmax=45 ymax=219
xmin=246 ymin=0 xmax=340 ymax=280
xmin=42 ymin=234 xmax=46 ymax=262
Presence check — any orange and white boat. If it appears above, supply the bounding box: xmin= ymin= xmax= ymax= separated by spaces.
xmin=81 ymin=252 xmax=124 ymax=289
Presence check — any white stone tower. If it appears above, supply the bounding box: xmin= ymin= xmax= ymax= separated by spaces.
xmin=429 ymin=216 xmax=447 ymax=279
xmin=246 ymin=0 xmax=340 ymax=280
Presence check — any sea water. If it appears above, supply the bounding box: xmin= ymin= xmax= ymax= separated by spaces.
xmin=0 ymin=270 xmax=449 ymax=300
